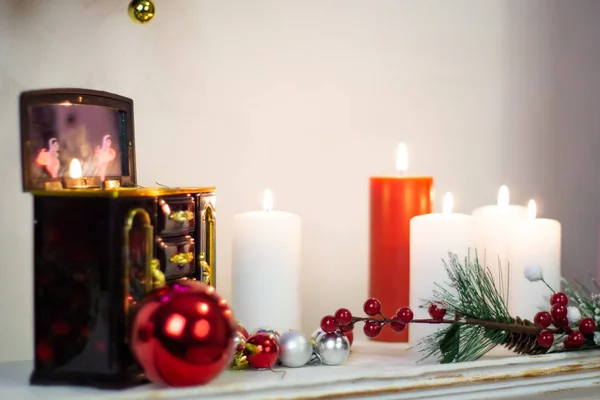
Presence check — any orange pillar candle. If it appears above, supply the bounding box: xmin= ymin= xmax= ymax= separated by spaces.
xmin=369 ymin=143 xmax=433 ymax=342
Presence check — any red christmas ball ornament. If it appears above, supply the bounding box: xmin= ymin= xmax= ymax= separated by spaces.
xmin=363 ymin=298 xmax=382 ymax=316
xmin=579 ymin=318 xmax=597 ymax=335
xmin=320 ymin=315 xmax=338 ymax=333
xmin=130 ymin=281 xmax=236 ymax=387
xmin=550 ymin=292 xmax=569 ymax=306
xmin=244 ymin=333 xmax=280 ymax=369
xmin=533 ymin=311 xmax=552 ymax=328
xmin=428 ymin=302 xmax=447 ymax=321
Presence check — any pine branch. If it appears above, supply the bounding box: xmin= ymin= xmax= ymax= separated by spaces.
xmin=417 ymin=252 xmax=549 ymax=363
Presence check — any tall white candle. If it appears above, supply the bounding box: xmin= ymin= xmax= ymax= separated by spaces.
xmin=232 ymin=189 xmax=302 ymax=333
xmin=471 ymin=186 xmax=527 ymax=285
xmin=409 ymin=193 xmax=475 ymax=347
xmin=508 ymin=200 xmax=561 ymax=317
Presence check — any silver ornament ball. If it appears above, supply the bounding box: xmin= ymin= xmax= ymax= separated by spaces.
xmin=311 ymin=328 xmax=325 ymax=344
xmin=232 ymin=330 xmax=246 ymax=352
xmin=251 ymin=328 xmax=280 ymax=341
xmin=314 ymin=331 xmax=350 ymax=366
xmin=278 ymin=331 xmax=313 ymax=368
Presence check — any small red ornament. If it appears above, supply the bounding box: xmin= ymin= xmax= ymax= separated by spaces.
xmin=335 ymin=308 xmax=353 ymax=326
xmin=536 ymin=330 xmax=554 ymax=348
xmin=389 ymin=315 xmax=406 ymax=332
xmin=428 ymin=302 xmax=447 ymax=321
xmin=534 ymin=311 xmax=552 ymax=328
xmin=245 ymin=333 xmax=280 ymax=369
xmin=363 ymin=320 xmax=382 ymax=337
xmin=320 ymin=315 xmax=338 ymax=333
xmin=550 ymin=292 xmax=568 ymax=306
xmin=565 ymin=331 xmax=585 ymax=349
xmin=551 ymin=304 xmax=568 ymax=321
xmin=579 ymin=318 xmax=597 ymax=335
xmin=130 ymin=281 xmax=236 ymax=387
xmin=396 ymin=307 xmax=414 ymax=324
xmin=344 ymin=330 xmax=354 ymax=346
xmin=363 ymin=298 xmax=381 ymax=316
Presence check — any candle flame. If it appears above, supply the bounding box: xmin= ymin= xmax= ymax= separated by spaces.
xmin=497 ymin=185 xmax=509 ymax=210
xmin=69 ymin=158 xmax=82 ymax=178
xmin=263 ymin=189 xmax=273 ymax=212
xmin=442 ymin=192 xmax=454 ymax=214
xmin=528 ymin=199 xmax=537 ymax=219
xmin=395 ymin=143 xmax=408 ymax=175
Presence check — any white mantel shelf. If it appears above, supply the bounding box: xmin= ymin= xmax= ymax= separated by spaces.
xmin=2 ymin=342 xmax=600 ymax=400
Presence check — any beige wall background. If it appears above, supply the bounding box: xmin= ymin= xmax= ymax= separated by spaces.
xmin=0 ymin=0 xmax=599 ymax=362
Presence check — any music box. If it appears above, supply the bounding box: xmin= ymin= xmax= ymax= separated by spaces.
xmin=20 ymin=88 xmax=216 ymax=388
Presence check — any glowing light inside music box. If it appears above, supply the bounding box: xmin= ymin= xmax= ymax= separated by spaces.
xmin=63 ymin=158 xmax=96 ymax=189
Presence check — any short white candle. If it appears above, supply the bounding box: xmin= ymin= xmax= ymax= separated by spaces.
xmin=232 ymin=189 xmax=302 ymax=333
xmin=471 ymin=186 xmax=528 ymax=285
xmin=508 ymin=200 xmax=561 ymax=317
xmin=409 ymin=193 xmax=475 ymax=347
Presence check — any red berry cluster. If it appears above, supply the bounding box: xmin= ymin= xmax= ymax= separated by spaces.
xmin=320 ymin=298 xmax=449 ymax=340
xmin=320 ymin=308 xmax=355 ymax=345
xmin=534 ymin=292 xmax=596 ymax=349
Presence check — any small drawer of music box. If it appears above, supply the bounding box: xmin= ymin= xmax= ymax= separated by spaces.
xmin=157 ymin=195 xmax=196 ymax=236
xmin=156 ymin=235 xmax=195 ymax=280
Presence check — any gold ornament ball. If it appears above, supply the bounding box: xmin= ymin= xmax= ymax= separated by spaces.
xmin=128 ymin=0 xmax=155 ymax=24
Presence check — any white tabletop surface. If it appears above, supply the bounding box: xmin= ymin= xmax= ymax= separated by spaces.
xmin=1 ymin=341 xmax=600 ymax=399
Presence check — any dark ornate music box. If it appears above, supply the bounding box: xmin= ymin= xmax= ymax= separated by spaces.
xmin=20 ymin=89 xmax=216 ymax=388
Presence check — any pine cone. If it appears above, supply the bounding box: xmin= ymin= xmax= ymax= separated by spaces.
xmin=502 ymin=317 xmax=548 ymax=356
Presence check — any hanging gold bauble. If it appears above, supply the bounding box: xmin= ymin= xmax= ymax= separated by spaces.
xmin=128 ymin=0 xmax=155 ymax=24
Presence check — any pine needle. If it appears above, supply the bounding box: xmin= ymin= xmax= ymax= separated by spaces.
xmin=418 ymin=252 xmax=512 ymax=363
xmin=417 ymin=254 xmax=600 ymax=363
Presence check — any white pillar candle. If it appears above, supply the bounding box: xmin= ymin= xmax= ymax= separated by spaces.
xmin=508 ymin=200 xmax=561 ymax=317
xmin=232 ymin=189 xmax=302 ymax=333
xmin=409 ymin=193 xmax=475 ymax=347
xmin=471 ymin=186 xmax=527 ymax=285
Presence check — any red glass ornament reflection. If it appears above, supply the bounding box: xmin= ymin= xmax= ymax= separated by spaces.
xmin=245 ymin=333 xmax=279 ymax=369
xmin=130 ymin=281 xmax=236 ymax=387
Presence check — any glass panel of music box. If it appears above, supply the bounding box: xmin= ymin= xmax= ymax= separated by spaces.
xmin=20 ymin=89 xmax=137 ymax=192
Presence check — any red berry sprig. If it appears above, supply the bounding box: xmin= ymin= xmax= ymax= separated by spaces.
xmin=532 ymin=291 xmax=595 ymax=350
xmin=319 ymin=298 xmax=455 ymax=342
xmin=319 ymin=291 xmax=597 ymax=351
